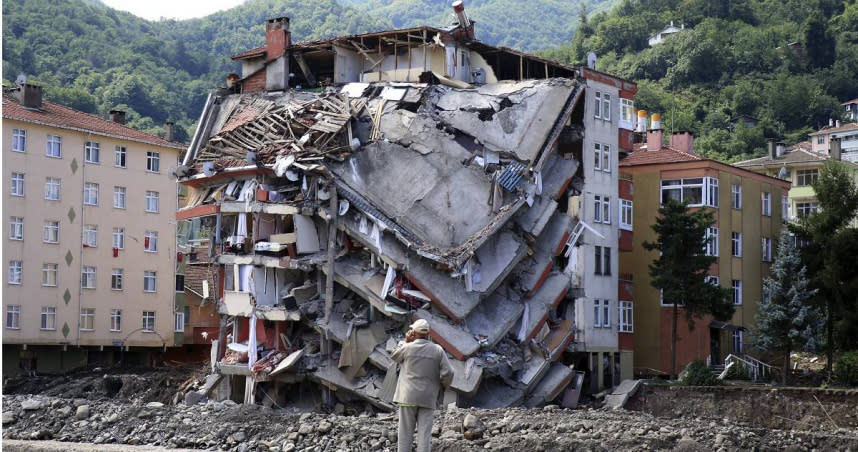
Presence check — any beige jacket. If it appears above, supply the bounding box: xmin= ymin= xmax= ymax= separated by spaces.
xmin=391 ymin=338 xmax=454 ymax=409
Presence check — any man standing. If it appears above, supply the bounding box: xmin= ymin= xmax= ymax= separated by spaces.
xmin=391 ymin=319 xmax=453 ymax=452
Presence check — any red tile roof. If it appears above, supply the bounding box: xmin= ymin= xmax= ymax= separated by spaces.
xmin=808 ymin=122 xmax=858 ymax=136
xmin=231 ymin=46 xmax=267 ymax=60
xmin=3 ymin=94 xmax=184 ymax=149
xmin=619 ymin=146 xmax=704 ymax=167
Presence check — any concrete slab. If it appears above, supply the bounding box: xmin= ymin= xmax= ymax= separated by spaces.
xmin=464 ymin=290 xmax=523 ymax=348
xmin=311 ymin=360 xmax=394 ymax=412
xmin=604 ymin=379 xmax=643 ymax=410
xmin=515 ymin=249 xmax=554 ymax=297
xmin=538 ymin=153 xmax=579 ymax=201
xmin=515 ymin=197 xmax=558 ymax=237
xmin=471 ymin=230 xmax=529 ymax=294
xmin=543 ymin=319 xmax=575 ymax=361
xmin=412 ymin=309 xmax=480 ymax=360
xmin=459 ymin=378 xmax=525 ymax=409
xmin=518 ymin=354 xmax=550 ymax=392
xmin=524 ymin=362 xmax=574 ymax=408
xmin=323 ymin=256 xmax=404 ymax=319
xmin=513 ymin=273 xmax=571 ymax=342
xmin=405 ymin=257 xmax=480 ymax=321
xmin=449 ymin=358 xmax=483 ymax=397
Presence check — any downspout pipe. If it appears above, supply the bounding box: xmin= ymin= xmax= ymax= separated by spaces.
xmin=183 ymin=91 xmax=216 ymax=167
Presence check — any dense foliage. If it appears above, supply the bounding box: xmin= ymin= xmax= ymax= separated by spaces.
xmin=835 ymin=351 xmax=858 ymax=386
xmin=680 ymin=360 xmax=721 ymax=386
xmin=542 ymin=0 xmax=858 ymax=162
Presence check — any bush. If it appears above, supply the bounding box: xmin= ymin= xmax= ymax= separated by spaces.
xmin=834 ymin=351 xmax=858 ymax=387
xmin=680 ymin=360 xmax=721 ymax=386
xmin=725 ymin=362 xmax=750 ymax=380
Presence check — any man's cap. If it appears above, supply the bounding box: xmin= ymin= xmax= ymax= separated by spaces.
xmin=410 ymin=319 xmax=430 ymax=334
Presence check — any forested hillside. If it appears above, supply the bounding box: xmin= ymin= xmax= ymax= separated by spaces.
xmin=542 ymin=0 xmax=858 ymax=161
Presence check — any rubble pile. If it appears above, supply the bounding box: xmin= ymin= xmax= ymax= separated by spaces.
xmin=4 ymin=393 xmax=858 ymax=451
xmin=177 ymin=77 xmax=590 ymax=409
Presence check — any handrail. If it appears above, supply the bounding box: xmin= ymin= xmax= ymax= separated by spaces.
xmin=723 ymin=353 xmax=773 ymax=381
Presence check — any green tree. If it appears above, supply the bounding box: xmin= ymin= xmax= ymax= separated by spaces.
xmin=803 ymin=9 xmax=836 ymax=69
xmin=799 ymin=161 xmax=858 ymax=375
xmin=643 ymin=199 xmax=734 ymax=378
xmin=754 ymin=228 xmax=822 ymax=384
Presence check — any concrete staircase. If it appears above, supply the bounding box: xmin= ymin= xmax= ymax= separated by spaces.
xmin=709 ymin=363 xmax=726 ymax=378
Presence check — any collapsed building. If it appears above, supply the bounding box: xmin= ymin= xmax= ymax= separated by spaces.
xmin=175 ymin=5 xmax=637 ymax=411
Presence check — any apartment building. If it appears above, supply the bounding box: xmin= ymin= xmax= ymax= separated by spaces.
xmin=567 ymin=67 xmax=637 ymax=391
xmin=619 ymin=122 xmax=790 ymax=376
xmin=3 ymin=84 xmax=185 ymax=375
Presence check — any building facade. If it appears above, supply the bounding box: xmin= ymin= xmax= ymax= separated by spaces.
xmin=619 ymin=125 xmax=790 ymax=376
xmin=3 ymin=84 xmax=185 ymax=375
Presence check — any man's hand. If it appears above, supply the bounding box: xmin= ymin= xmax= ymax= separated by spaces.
xmin=405 ymin=329 xmax=417 ymax=343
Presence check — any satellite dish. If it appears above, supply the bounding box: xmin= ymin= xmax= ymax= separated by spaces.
xmin=15 ymin=74 xmax=27 ymax=86
xmin=587 ymin=52 xmax=597 ymax=69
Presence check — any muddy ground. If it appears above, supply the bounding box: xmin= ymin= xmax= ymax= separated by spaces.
xmin=3 ymin=368 xmax=858 ymax=451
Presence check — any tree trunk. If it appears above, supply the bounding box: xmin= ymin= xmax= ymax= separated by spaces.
xmin=782 ymin=346 xmax=790 ymax=386
xmin=671 ymin=302 xmax=678 ymax=379
xmin=827 ymin=297 xmax=834 ymax=377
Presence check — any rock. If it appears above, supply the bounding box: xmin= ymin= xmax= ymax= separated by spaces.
xmin=298 ymin=424 xmax=313 ymax=435
xmin=299 ymin=412 xmax=312 ymax=422
xmin=184 ymin=391 xmax=204 ymax=406
xmin=463 ymin=413 xmax=486 ymax=440
xmin=334 ymin=403 xmax=345 ymax=415
xmin=75 ymin=405 xmax=90 ymax=420
xmin=73 ymin=399 xmax=88 ymax=407
xmin=21 ymin=399 xmax=43 ymax=411
xmin=105 ymin=413 xmax=119 ymax=423
xmin=146 ymin=402 xmax=165 ymax=408
xmin=317 ymin=421 xmax=333 ymax=434
xmin=2 ymin=412 xmax=16 ymax=424
xmin=282 ymin=442 xmax=296 ymax=452
xmin=234 ymin=431 xmax=247 ymax=442
xmin=543 ymin=405 xmax=559 ymax=411
xmin=287 ymin=432 xmax=299 ymax=441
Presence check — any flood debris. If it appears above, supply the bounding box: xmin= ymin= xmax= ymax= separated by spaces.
xmin=175 ymin=10 xmax=593 ymax=412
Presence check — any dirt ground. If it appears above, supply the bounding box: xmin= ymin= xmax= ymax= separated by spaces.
xmin=3 ymin=368 xmax=858 ymax=451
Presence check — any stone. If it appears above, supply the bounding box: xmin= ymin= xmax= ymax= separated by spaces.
xmin=21 ymin=399 xmax=43 ymax=411
xmin=282 ymin=443 xmax=296 ymax=452
xmin=146 ymin=402 xmax=165 ymax=408
xmin=184 ymin=391 xmax=204 ymax=406
xmin=57 ymin=406 xmax=72 ymax=417
xmin=317 ymin=421 xmax=333 ymax=434
xmin=234 ymin=431 xmax=247 ymax=442
xmin=298 ymin=424 xmax=313 ymax=435
xmin=334 ymin=403 xmax=345 ymax=415
xmin=299 ymin=412 xmax=313 ymax=422
xmin=75 ymin=405 xmax=90 ymax=420
xmin=2 ymin=412 xmax=16 ymax=424
xmin=73 ymin=399 xmax=88 ymax=407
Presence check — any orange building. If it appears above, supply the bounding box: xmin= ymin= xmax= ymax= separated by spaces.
xmin=619 ymin=124 xmax=790 ymax=376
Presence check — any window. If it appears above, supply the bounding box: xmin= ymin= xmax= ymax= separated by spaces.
xmin=732 ymin=330 xmax=744 ymax=354
xmin=731 ymin=232 xmax=742 ymax=257
xmin=142 ymin=311 xmax=156 ymax=332
xmin=817 ymin=135 xmax=825 ymax=145
xmin=80 ymin=308 xmax=95 ymax=331
xmin=114 ymin=146 xmax=126 ymax=168
xmin=619 ymin=99 xmax=634 ymax=129
xmin=145 ymin=191 xmax=159 ymax=212
xmin=83 ymin=225 xmax=97 ymax=248
xmin=732 ymin=279 xmax=743 ymax=305
xmin=595 ymin=246 xmax=611 ymax=276
xmin=144 ymin=271 xmax=157 ymax=292
xmin=796 ymin=202 xmax=819 ymax=219
xmin=594 ymin=91 xmax=611 ymax=120
xmin=11 ymin=172 xmax=25 ymax=197
xmin=81 ymin=266 xmax=96 ymax=289
xmin=43 ymin=221 xmax=59 ymax=243
xmin=660 ymin=178 xmax=719 ymax=207
xmin=731 ymin=184 xmax=742 ymax=209
xmin=762 ymin=237 xmax=772 ymax=262
xmin=707 ymin=275 xmax=720 ymax=286
xmin=619 ymin=200 xmax=633 ymax=231
xmin=146 ymin=151 xmax=160 ymax=173
xmin=10 ymin=216 xmax=23 ymax=240
xmin=705 ymin=227 xmax=719 ymax=256
xmin=111 ymin=268 xmax=124 ymax=290
xmin=782 ymin=195 xmax=789 ymax=221
xmin=9 ymin=261 xmax=22 ymax=284
xmin=45 ymin=177 xmax=60 ymax=201
xmin=110 ymin=309 xmax=122 ymax=332
xmin=761 ymin=192 xmax=771 ymax=216
xmin=593 ymin=299 xmax=601 ymax=327
xmin=112 ymin=228 xmax=125 ymax=249
xmin=144 ymin=231 xmax=158 ymax=252
xmin=40 ymin=307 xmax=56 ymax=330
xmin=83 ymin=182 xmax=98 ymax=205
xmin=42 ymin=263 xmax=57 ymax=287
xmin=796 ymin=169 xmax=819 ymax=187
xmin=84 ymin=141 xmax=100 ymax=163
xmin=6 ymin=305 xmax=21 ymax=329
xmin=113 ymin=187 xmax=126 ymax=209
xmin=12 ymin=129 xmax=26 ymax=153
xmin=594 ymin=195 xmax=611 ymax=224
xmin=619 ymin=301 xmax=633 ymax=332
xmin=594 ymin=143 xmax=611 ymax=172
xmin=175 ymin=274 xmax=185 ymax=292
xmin=46 ymin=135 xmax=61 ymax=158
xmin=602 ymin=300 xmax=610 ymax=327
xmin=175 ymin=312 xmax=185 ymax=332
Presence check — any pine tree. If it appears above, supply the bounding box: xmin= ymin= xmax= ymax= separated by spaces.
xmin=643 ymin=199 xmax=734 ymax=378
xmin=754 ymin=227 xmax=821 ymax=384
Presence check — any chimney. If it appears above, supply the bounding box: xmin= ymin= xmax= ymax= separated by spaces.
xmin=829 ymin=118 xmax=835 ymax=127
xmin=636 ymin=109 xmax=648 ymax=133
xmin=165 ymin=121 xmax=175 ymax=142
xmin=452 ymin=1 xmax=471 ymax=28
xmin=265 ymin=17 xmax=291 ymax=63
xmin=646 ymin=114 xmax=663 ymax=151
xmin=776 ymin=142 xmax=786 ymax=157
xmin=836 ymin=120 xmax=841 ymax=128
xmin=768 ymin=138 xmax=776 ymax=159
xmin=831 ymin=137 xmax=842 ymax=161
xmin=669 ymin=131 xmax=694 ymax=153
xmin=109 ymin=109 xmax=126 ymax=125
xmin=15 ymin=83 xmax=43 ymax=109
